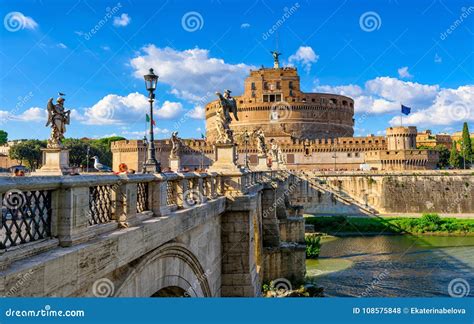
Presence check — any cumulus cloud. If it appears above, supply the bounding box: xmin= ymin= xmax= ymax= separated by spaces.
xmin=57 ymin=43 xmax=67 ymax=49
xmin=186 ymin=106 xmax=205 ymax=119
xmin=288 ymin=46 xmax=319 ymax=73
xmin=241 ymin=23 xmax=251 ymax=28
xmin=397 ymin=66 xmax=413 ymax=79
xmin=82 ymin=92 xmax=183 ymax=125
xmin=130 ymin=45 xmax=253 ymax=103
xmin=314 ymin=77 xmax=473 ymax=127
xmin=113 ymin=13 xmax=131 ymax=27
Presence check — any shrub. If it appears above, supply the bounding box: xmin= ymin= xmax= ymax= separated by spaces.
xmin=305 ymin=234 xmax=321 ymax=259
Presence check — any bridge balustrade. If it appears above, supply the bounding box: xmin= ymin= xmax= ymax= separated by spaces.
xmin=0 ymin=172 xmax=222 ymax=264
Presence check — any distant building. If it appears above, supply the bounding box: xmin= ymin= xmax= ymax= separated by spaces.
xmin=416 ymin=129 xmax=452 ymax=149
xmin=112 ymin=56 xmax=439 ymax=172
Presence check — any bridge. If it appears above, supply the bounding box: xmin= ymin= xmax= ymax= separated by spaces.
xmin=0 ymin=170 xmax=305 ymax=297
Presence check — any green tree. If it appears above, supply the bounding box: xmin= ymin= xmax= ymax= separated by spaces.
xmin=461 ymin=122 xmax=472 ymax=167
xmin=418 ymin=144 xmax=450 ymax=169
xmin=0 ymin=130 xmax=7 ymax=145
xmin=9 ymin=140 xmax=46 ymax=170
xmin=449 ymin=141 xmax=462 ymax=169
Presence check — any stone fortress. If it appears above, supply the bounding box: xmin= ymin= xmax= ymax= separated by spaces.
xmin=112 ymin=54 xmax=441 ymax=172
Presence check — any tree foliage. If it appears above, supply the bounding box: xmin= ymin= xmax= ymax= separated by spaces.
xmin=9 ymin=140 xmax=46 ymax=170
xmin=0 ymin=130 xmax=7 ymax=145
xmin=449 ymin=141 xmax=462 ymax=169
xmin=418 ymin=144 xmax=450 ymax=169
xmin=63 ymin=136 xmax=125 ymax=168
xmin=461 ymin=122 xmax=472 ymax=166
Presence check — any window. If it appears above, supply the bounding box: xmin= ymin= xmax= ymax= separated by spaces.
xmin=263 ymin=82 xmax=268 ymax=90
xmin=342 ymin=100 xmax=348 ymax=106
xmin=347 ymin=153 xmax=352 ymax=157
xmin=289 ymin=81 xmax=293 ymax=89
xmin=251 ymin=91 xmax=256 ymax=98
xmin=251 ymin=82 xmax=256 ymax=90
xmin=289 ymin=90 xmax=293 ymax=96
xmin=355 ymin=152 xmax=360 ymax=157
xmin=276 ymin=81 xmax=281 ymax=89
xmin=330 ymin=98 xmax=337 ymax=105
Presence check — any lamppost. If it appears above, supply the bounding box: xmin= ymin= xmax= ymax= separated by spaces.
xmin=86 ymin=145 xmax=90 ymax=172
xmin=142 ymin=68 xmax=161 ymax=173
xmin=243 ymin=130 xmax=250 ymax=168
xmin=142 ymin=135 xmax=148 ymax=173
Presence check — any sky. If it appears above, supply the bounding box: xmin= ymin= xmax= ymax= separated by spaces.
xmin=0 ymin=0 xmax=473 ymax=141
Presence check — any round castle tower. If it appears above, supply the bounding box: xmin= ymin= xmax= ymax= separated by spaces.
xmin=386 ymin=126 xmax=418 ymax=150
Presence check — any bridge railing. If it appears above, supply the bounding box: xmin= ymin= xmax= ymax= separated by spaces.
xmin=0 ymin=172 xmax=223 ymax=267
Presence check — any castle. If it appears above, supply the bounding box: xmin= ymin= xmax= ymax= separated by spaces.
xmin=112 ymin=56 xmax=439 ymax=171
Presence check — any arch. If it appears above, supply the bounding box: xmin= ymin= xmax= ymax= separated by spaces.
xmin=115 ymin=242 xmax=212 ymax=297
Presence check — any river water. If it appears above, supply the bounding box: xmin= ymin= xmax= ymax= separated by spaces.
xmin=306 ymin=235 xmax=474 ymax=297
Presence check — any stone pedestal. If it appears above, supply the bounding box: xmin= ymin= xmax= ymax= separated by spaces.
xmin=209 ymin=143 xmax=241 ymax=172
xmin=169 ymin=156 xmax=181 ymax=172
xmin=254 ymin=154 xmax=270 ymax=171
xmin=33 ymin=148 xmax=73 ymax=176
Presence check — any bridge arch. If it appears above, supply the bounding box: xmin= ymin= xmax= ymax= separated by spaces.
xmin=115 ymin=242 xmax=212 ymax=297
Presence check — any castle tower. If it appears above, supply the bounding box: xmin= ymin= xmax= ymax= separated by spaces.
xmin=386 ymin=126 xmax=418 ymax=150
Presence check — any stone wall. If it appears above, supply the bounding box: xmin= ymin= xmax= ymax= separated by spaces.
xmin=293 ymin=171 xmax=474 ymax=215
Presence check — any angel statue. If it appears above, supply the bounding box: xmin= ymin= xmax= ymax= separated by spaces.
xmin=214 ymin=89 xmax=239 ymax=144
xmin=170 ymin=131 xmax=182 ymax=159
xmin=255 ymin=128 xmax=267 ymax=156
xmin=46 ymin=95 xmax=71 ymax=148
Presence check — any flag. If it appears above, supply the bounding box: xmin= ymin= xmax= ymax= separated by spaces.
xmin=201 ymin=133 xmax=206 ymax=139
xmin=146 ymin=114 xmax=156 ymax=126
xmin=401 ymin=104 xmax=411 ymax=115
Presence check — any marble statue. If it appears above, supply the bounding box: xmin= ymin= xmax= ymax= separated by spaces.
xmin=46 ymin=96 xmax=70 ymax=148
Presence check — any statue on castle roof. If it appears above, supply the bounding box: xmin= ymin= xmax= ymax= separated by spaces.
xmin=45 ymin=95 xmax=70 ymax=148
xmin=270 ymin=50 xmax=281 ymax=68
xmin=170 ymin=131 xmax=182 ymax=159
xmin=214 ymin=89 xmax=239 ymax=144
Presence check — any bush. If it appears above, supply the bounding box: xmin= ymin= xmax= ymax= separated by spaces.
xmin=305 ymin=234 xmax=321 ymax=259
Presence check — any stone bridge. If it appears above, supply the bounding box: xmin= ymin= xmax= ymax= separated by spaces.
xmin=0 ymin=171 xmax=305 ymax=297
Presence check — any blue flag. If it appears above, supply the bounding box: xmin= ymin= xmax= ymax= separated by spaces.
xmin=401 ymin=104 xmax=411 ymax=115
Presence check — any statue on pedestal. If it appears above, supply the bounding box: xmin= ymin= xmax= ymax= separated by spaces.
xmin=170 ymin=131 xmax=182 ymax=159
xmin=46 ymin=96 xmax=71 ymax=148
xmin=214 ymin=90 xmax=238 ymax=144
xmin=255 ymin=129 xmax=267 ymax=156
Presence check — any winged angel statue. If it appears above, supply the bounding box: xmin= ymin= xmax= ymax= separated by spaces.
xmin=214 ymin=89 xmax=238 ymax=144
xmin=46 ymin=96 xmax=71 ymax=148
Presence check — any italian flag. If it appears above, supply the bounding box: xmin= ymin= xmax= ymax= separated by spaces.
xmin=146 ymin=114 xmax=156 ymax=126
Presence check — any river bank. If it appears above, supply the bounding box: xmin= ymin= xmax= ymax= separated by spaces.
xmin=304 ymin=214 xmax=474 ymax=236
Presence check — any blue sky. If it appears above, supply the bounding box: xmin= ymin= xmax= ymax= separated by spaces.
xmin=0 ymin=0 xmax=473 ymax=141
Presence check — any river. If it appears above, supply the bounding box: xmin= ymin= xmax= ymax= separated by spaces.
xmin=306 ymin=235 xmax=474 ymax=297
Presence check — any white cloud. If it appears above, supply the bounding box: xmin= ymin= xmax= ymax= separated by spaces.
xmin=57 ymin=43 xmax=67 ymax=49
xmin=6 ymin=12 xmax=38 ymax=30
xmin=186 ymin=106 xmax=205 ymax=119
xmin=156 ymin=101 xmax=183 ymax=119
xmin=241 ymin=23 xmax=251 ymax=28
xmin=82 ymin=92 xmax=183 ymax=125
xmin=314 ymin=77 xmax=473 ymax=127
xmin=288 ymin=46 xmax=319 ymax=73
xmin=130 ymin=45 xmax=253 ymax=103
xmin=121 ymin=129 xmax=169 ymax=139
xmin=389 ymin=85 xmax=474 ymax=126
xmin=397 ymin=66 xmax=413 ymax=79
xmin=101 ymin=45 xmax=111 ymax=51
xmin=113 ymin=13 xmax=131 ymax=27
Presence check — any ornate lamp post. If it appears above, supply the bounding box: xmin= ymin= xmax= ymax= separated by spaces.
xmin=142 ymin=68 xmax=161 ymax=173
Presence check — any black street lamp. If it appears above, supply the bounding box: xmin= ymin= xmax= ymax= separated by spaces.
xmin=142 ymin=68 xmax=161 ymax=173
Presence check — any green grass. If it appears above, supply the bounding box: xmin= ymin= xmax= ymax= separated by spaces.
xmin=305 ymin=234 xmax=321 ymax=259
xmin=305 ymin=213 xmax=474 ymax=235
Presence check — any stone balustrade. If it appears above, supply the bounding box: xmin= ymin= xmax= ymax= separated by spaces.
xmin=0 ymin=172 xmax=226 ymax=268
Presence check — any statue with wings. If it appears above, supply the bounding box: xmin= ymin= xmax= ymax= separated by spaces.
xmin=170 ymin=131 xmax=182 ymax=159
xmin=214 ymin=89 xmax=239 ymax=144
xmin=46 ymin=96 xmax=71 ymax=148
